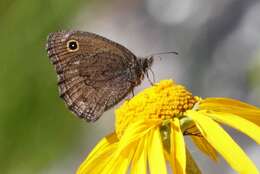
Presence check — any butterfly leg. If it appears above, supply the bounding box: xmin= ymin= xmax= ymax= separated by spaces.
xmin=131 ymin=89 xmax=135 ymax=97
xmin=126 ymin=80 xmax=137 ymax=97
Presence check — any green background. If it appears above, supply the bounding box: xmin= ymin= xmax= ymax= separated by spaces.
xmin=0 ymin=1 xmax=88 ymax=173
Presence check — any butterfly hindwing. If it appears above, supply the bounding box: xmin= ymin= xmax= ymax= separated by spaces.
xmin=46 ymin=31 xmax=141 ymax=121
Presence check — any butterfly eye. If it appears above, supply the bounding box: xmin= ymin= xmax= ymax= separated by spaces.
xmin=67 ymin=40 xmax=79 ymax=52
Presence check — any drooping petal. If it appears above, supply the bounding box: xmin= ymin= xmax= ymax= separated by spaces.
xmin=117 ymin=119 xmax=162 ymax=152
xmin=148 ymin=128 xmax=167 ymax=174
xmin=110 ymin=148 xmax=135 ymax=174
xmin=77 ymin=144 xmax=117 ymax=174
xmin=102 ymin=119 xmax=161 ymax=174
xmin=203 ymin=111 xmax=260 ymax=144
xmin=186 ymin=148 xmax=202 ymax=174
xmin=131 ymin=135 xmax=148 ymax=174
xmin=182 ymin=122 xmax=218 ymax=161
xmin=98 ymin=144 xmax=135 ymax=174
xmin=85 ymin=133 xmax=118 ymax=164
xmin=170 ymin=118 xmax=186 ymax=174
xmin=191 ymin=135 xmax=218 ymax=161
xmin=77 ymin=133 xmax=118 ymax=174
xmin=200 ymin=98 xmax=260 ymax=125
xmin=186 ymin=110 xmax=259 ymax=174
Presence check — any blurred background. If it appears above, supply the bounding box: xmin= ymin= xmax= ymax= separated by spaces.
xmin=0 ymin=0 xmax=260 ymax=173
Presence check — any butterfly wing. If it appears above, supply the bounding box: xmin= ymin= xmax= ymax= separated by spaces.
xmin=46 ymin=31 xmax=142 ymax=122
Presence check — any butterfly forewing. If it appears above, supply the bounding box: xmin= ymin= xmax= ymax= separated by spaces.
xmin=46 ymin=31 xmax=142 ymax=122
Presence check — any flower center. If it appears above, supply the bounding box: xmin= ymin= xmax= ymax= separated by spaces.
xmin=115 ymin=80 xmax=200 ymax=137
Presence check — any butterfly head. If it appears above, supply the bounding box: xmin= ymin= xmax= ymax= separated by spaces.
xmin=136 ymin=56 xmax=154 ymax=84
xmin=139 ymin=56 xmax=154 ymax=74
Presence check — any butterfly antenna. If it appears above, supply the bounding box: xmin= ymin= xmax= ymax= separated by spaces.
xmin=148 ymin=51 xmax=178 ymax=58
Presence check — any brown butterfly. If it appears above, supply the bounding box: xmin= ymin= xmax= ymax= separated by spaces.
xmin=46 ymin=31 xmax=156 ymax=122
xmin=46 ymin=31 xmax=177 ymax=122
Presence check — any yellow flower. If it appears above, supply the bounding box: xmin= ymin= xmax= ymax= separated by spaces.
xmin=77 ymin=80 xmax=260 ymax=174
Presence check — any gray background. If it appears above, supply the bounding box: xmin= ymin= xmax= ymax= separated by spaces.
xmin=0 ymin=0 xmax=259 ymax=173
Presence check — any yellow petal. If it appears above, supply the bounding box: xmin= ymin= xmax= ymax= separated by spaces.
xmin=201 ymin=98 xmax=258 ymax=109
xmin=148 ymin=128 xmax=167 ymax=174
xmin=203 ymin=111 xmax=260 ymax=144
xmin=77 ymin=133 xmax=118 ymax=174
xmin=100 ymin=141 xmax=136 ymax=174
xmin=131 ymin=135 xmax=148 ymax=174
xmin=186 ymin=110 xmax=259 ymax=174
xmin=191 ymin=135 xmax=218 ymax=161
xmin=118 ymin=119 xmax=162 ymax=152
xmin=111 ymin=148 xmax=135 ymax=174
xmin=99 ymin=144 xmax=135 ymax=174
xmin=102 ymin=119 xmax=161 ymax=174
xmin=77 ymin=142 xmax=117 ymax=174
xmin=200 ymin=98 xmax=260 ymax=125
xmin=186 ymin=148 xmax=202 ymax=174
xmin=170 ymin=118 xmax=186 ymax=174
xmin=182 ymin=122 xmax=218 ymax=161
xmin=85 ymin=133 xmax=118 ymax=164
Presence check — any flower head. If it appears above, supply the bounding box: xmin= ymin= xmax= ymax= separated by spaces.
xmin=77 ymin=80 xmax=260 ymax=174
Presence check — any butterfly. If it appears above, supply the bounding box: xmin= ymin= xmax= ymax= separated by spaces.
xmin=46 ymin=31 xmax=155 ymax=122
